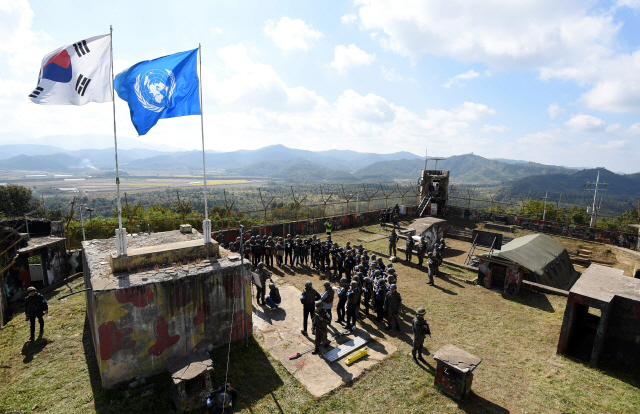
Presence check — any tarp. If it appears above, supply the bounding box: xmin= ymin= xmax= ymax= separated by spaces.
xmin=481 ymin=233 xmax=579 ymax=290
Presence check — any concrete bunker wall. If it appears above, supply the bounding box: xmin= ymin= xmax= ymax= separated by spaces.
xmin=85 ymin=263 xmax=251 ymax=389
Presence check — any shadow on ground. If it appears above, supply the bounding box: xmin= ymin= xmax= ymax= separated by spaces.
xmin=500 ymin=290 xmax=556 ymax=313
xmin=82 ymin=315 xmax=284 ymax=413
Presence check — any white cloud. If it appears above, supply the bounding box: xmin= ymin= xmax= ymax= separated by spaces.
xmin=336 ymin=90 xmax=395 ymax=123
xmin=381 ymin=66 xmax=403 ymax=82
xmin=547 ymin=103 xmax=565 ymax=119
xmin=341 ymin=13 xmax=358 ymax=25
xmin=330 ymin=44 xmax=376 ymax=74
xmin=264 ymin=17 xmax=323 ymax=52
xmin=482 ymin=124 xmax=510 ymax=133
xmin=352 ymin=1 xmax=640 ymax=114
xmin=209 ymin=27 xmax=224 ymax=36
xmin=443 ymin=70 xmax=480 ymax=88
xmin=565 ymin=114 xmax=607 ymax=133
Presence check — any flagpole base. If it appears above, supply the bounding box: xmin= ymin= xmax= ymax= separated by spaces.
xmin=203 ymin=219 xmax=212 ymax=244
xmin=115 ymin=228 xmax=128 ymax=257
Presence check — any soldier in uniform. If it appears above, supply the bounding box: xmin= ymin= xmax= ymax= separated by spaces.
xmin=384 ymin=284 xmax=402 ymax=331
xmin=255 ymin=262 xmax=272 ymax=306
xmin=427 ymin=252 xmax=436 ymax=286
xmin=265 ymin=282 xmax=281 ymax=310
xmin=265 ymin=236 xmax=274 ymax=267
xmin=300 ymin=281 xmax=321 ymax=335
xmin=24 ymin=286 xmax=48 ymax=341
xmin=374 ymin=275 xmax=387 ymax=322
xmin=312 ymin=300 xmax=331 ymax=355
xmin=417 ymin=236 xmax=427 ymax=267
xmin=362 ymin=276 xmax=374 ymax=316
xmin=344 ymin=250 xmax=356 ymax=284
xmin=320 ymin=281 xmax=334 ymax=323
xmin=345 ymin=281 xmax=359 ymax=331
xmin=206 ymin=382 xmax=238 ymax=413
xmin=388 ymin=230 xmax=399 ymax=256
xmin=412 ymin=307 xmax=431 ymax=363
xmin=284 ymin=234 xmax=293 ymax=266
xmin=335 ymin=278 xmax=349 ymax=325
xmin=405 ymin=236 xmax=415 ymax=262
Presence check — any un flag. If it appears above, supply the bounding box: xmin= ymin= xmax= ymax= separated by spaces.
xmin=114 ymin=48 xmax=200 ymax=135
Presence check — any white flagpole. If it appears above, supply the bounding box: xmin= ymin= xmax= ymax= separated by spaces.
xmin=199 ymin=43 xmax=211 ymax=244
xmin=110 ymin=25 xmax=126 ymax=256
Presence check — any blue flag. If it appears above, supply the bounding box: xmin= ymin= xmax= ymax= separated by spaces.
xmin=114 ymin=48 xmax=200 ymax=135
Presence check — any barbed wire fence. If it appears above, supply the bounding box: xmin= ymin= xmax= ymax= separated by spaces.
xmin=58 ymin=181 xmax=638 ymax=250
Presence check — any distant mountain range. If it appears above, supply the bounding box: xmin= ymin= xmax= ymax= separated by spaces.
xmin=354 ymin=154 xmax=572 ymax=184
xmin=2 ymin=144 xmax=639 ymax=193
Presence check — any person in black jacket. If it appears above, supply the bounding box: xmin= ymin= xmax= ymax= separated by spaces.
xmin=265 ymin=283 xmax=281 ymax=310
xmin=24 ymin=286 xmax=48 ymax=341
xmin=207 ymin=382 xmax=238 ymax=413
xmin=300 ymin=281 xmax=321 ymax=335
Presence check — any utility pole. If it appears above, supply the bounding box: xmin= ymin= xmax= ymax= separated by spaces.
xmin=585 ymin=170 xmax=607 ymax=228
xmin=542 ymin=190 xmax=549 ymax=221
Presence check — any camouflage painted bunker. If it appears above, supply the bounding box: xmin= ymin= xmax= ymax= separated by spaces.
xmin=82 ymin=229 xmax=251 ymax=388
xmin=557 ymin=263 xmax=640 ymax=368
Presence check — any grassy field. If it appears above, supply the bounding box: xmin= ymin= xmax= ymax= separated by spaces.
xmin=1 ymin=225 xmax=639 ymax=413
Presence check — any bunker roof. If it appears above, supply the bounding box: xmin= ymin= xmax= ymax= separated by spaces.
xmin=82 ymin=230 xmax=241 ymax=293
xmin=17 ymin=235 xmax=66 ymax=254
xmin=570 ymin=263 xmax=640 ymax=303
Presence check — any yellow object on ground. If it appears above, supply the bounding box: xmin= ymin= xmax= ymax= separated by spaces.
xmin=345 ymin=348 xmax=368 ymax=365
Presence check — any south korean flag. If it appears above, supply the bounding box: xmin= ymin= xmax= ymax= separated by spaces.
xmin=28 ymin=33 xmax=112 ymax=105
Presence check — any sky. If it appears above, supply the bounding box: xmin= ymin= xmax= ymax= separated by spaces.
xmin=1 ymin=0 xmax=640 ymax=172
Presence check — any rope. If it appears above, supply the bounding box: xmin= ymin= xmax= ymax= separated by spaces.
xmin=223 ymin=246 xmax=242 ymax=390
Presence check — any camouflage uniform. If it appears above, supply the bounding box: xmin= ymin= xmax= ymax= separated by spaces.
xmin=312 ymin=304 xmax=331 ymax=353
xmin=384 ymin=289 xmax=402 ymax=330
xmin=412 ymin=315 xmax=430 ymax=359
xmin=255 ymin=267 xmax=271 ymax=305
xmin=427 ymin=257 xmax=436 ymax=285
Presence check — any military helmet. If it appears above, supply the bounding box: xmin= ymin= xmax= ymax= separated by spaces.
xmin=440 ymin=238 xmax=445 ymax=243
xmin=305 ymin=281 xmax=313 ymax=288
xmin=269 ymin=283 xmax=276 ymax=289
xmin=236 ymin=237 xmax=240 ymax=241
xmin=287 ymin=233 xmax=291 ymax=237
xmin=315 ymin=300 xmax=323 ymax=308
xmin=417 ymin=307 xmax=426 ymax=315
xmin=427 ymin=252 xmax=433 ymax=257
xmin=250 ymin=236 xmax=255 ymax=240
xmin=371 ymin=254 xmax=376 ymax=260
xmin=350 ymin=281 xmax=358 ymax=287
xmin=263 ymin=235 xmax=267 ymax=239
xmin=374 ymin=269 xmax=381 ymax=276
xmin=364 ymin=277 xmax=371 ymax=282
xmin=323 ymin=281 xmax=331 ymax=288
xmin=340 ymin=277 xmax=348 ymax=284
xmin=27 ymin=286 xmax=37 ymax=292
xmin=257 ymin=262 xmax=265 ymax=268
xmin=388 ymin=268 xmax=396 ymax=274
xmin=390 ymin=284 xmax=397 ymax=290
xmin=387 ymin=263 xmax=394 ymax=269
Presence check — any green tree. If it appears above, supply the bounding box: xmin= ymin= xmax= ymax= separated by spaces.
xmin=0 ymin=185 xmax=36 ymax=217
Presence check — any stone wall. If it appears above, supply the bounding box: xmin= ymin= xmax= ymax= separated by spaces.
xmin=444 ymin=206 xmax=638 ymax=250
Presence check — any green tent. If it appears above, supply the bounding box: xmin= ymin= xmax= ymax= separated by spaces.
xmin=481 ymin=233 xmax=579 ymax=290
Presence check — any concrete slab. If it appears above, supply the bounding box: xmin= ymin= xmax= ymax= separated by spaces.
xmin=571 ymin=263 xmax=640 ymax=303
xmin=252 ymin=284 xmax=396 ymax=397
xmin=109 ymin=237 xmax=219 ymax=272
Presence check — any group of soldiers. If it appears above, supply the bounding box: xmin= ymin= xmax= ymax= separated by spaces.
xmin=251 ymin=233 xmax=438 ymax=360
xmin=247 ymin=219 xmax=446 ymax=361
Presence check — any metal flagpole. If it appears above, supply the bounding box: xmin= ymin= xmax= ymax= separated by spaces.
xmin=199 ymin=43 xmax=211 ymax=244
xmin=110 ymin=25 xmax=126 ymax=256
xmin=240 ymin=225 xmax=248 ymax=347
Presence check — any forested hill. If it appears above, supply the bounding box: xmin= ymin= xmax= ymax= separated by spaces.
xmin=499 ymin=168 xmax=640 ymax=199
xmin=354 ymin=154 xmax=573 ymax=184
xmin=228 ymin=158 xmax=360 ymax=182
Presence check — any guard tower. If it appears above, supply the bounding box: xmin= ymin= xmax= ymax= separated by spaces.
xmin=416 ymin=168 xmax=450 ymax=217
